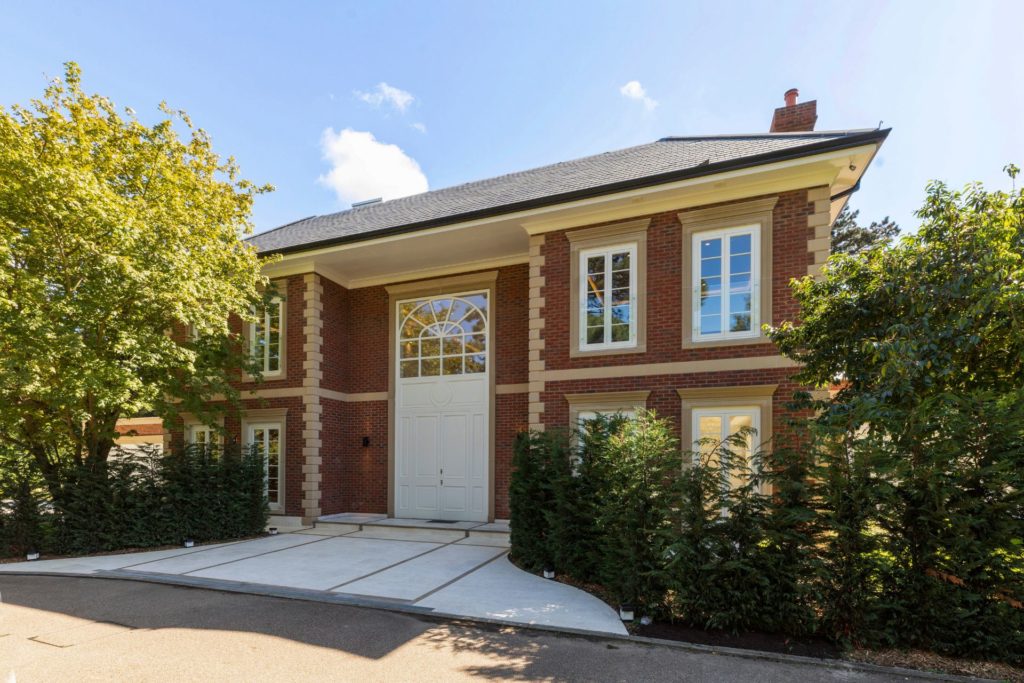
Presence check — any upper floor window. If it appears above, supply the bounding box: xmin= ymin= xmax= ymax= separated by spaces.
xmin=251 ymin=297 xmax=283 ymax=375
xmin=692 ymin=226 xmax=760 ymax=341
xmin=579 ymin=244 xmax=637 ymax=351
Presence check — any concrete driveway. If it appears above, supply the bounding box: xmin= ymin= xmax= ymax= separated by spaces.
xmin=0 ymin=526 xmax=626 ymax=636
xmin=0 ymin=575 xmax=946 ymax=682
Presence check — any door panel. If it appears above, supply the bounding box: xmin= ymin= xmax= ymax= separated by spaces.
xmin=395 ymin=292 xmax=490 ymax=522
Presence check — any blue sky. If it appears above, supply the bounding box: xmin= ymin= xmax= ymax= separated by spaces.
xmin=2 ymin=1 xmax=1021 ymax=235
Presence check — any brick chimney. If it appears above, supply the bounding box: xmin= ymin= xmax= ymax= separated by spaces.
xmin=770 ymin=88 xmax=818 ymax=132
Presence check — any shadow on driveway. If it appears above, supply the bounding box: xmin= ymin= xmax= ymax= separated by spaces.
xmin=0 ymin=575 xmax=940 ymax=682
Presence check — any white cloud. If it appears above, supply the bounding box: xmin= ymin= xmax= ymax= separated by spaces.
xmin=354 ymin=82 xmax=415 ymax=112
xmin=411 ymin=122 xmax=427 ymax=134
xmin=619 ymin=80 xmax=657 ymax=111
xmin=318 ymin=128 xmax=428 ymax=205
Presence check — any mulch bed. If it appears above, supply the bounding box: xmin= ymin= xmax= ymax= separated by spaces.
xmin=848 ymin=647 xmax=1023 ymax=682
xmin=636 ymin=620 xmax=840 ymax=659
xmin=523 ymin=561 xmax=1020 ymax=679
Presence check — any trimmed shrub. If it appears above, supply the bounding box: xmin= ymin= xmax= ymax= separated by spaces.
xmin=0 ymin=443 xmax=268 ymax=557
xmin=591 ymin=411 xmax=678 ymax=615
xmin=509 ymin=429 xmax=570 ymax=571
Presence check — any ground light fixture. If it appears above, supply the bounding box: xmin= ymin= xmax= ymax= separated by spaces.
xmin=619 ymin=604 xmax=635 ymax=622
xmin=543 ymin=566 xmax=555 ymax=579
xmin=184 ymin=538 xmax=195 ymax=548
xmin=26 ymin=549 xmax=40 ymax=561
xmin=269 ymin=527 xmax=279 ymax=535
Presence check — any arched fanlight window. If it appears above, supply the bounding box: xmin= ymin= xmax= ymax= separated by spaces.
xmin=398 ymin=294 xmax=487 ymax=378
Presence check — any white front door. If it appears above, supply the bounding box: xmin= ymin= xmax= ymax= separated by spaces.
xmin=395 ymin=292 xmax=489 ymax=521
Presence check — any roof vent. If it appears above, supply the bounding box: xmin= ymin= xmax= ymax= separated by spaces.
xmin=351 ymin=197 xmax=382 ymax=208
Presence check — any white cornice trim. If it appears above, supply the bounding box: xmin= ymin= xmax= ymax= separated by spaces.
xmin=542 ymin=354 xmax=799 ymax=383
xmin=262 ymin=255 xmax=529 ymax=290
xmin=354 ymin=255 xmax=526 ymax=290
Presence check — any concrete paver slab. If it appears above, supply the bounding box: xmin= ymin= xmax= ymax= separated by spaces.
xmin=317 ymin=512 xmax=386 ymax=524
xmin=189 ymin=536 xmax=442 ymax=590
xmin=349 ymin=527 xmax=466 ymax=543
xmin=337 ymin=543 xmax=506 ymax=600
xmin=454 ymin=535 xmax=510 ymax=548
xmin=0 ymin=542 xmax=238 ymax=575
xmin=367 ymin=518 xmax=480 ymax=530
xmin=123 ymin=534 xmax=317 ymax=575
xmin=417 ymin=554 xmax=628 ymax=635
xmin=4 ymin=530 xmax=627 ymax=635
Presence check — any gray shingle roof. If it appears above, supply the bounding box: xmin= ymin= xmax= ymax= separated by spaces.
xmin=250 ymin=129 xmax=884 ymax=254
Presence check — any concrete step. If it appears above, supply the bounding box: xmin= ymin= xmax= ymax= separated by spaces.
xmin=312 ymin=514 xmax=510 ymax=547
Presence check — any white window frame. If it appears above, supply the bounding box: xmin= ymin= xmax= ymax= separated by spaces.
xmin=691 ymin=406 xmax=761 ymax=511
xmin=250 ymin=296 xmax=283 ymax=376
xmin=576 ymin=408 xmax=637 ymax=430
xmin=691 ymin=225 xmax=760 ymax=342
xmin=188 ymin=424 xmax=219 ymax=447
xmin=578 ymin=243 xmax=638 ymax=351
xmin=247 ymin=422 xmax=283 ymax=511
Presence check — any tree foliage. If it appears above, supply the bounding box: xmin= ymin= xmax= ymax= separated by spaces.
xmin=0 ymin=62 xmax=273 ymax=488
xmin=771 ymin=170 xmax=1024 ymax=657
xmin=830 ymin=205 xmax=899 ymax=256
xmin=511 ymin=170 xmax=1024 ymax=662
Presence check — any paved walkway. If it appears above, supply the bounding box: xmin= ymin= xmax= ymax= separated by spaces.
xmin=0 ymin=529 xmax=626 ymax=635
xmin=0 ymin=575 xmax=946 ymax=682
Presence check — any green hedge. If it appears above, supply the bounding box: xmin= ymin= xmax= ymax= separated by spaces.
xmin=0 ymin=443 xmax=268 ymax=557
xmin=509 ymin=408 xmax=1024 ymax=664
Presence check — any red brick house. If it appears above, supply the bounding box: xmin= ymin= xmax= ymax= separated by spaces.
xmin=175 ymin=90 xmax=887 ymax=528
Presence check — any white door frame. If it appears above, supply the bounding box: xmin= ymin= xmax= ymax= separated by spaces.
xmin=387 ymin=278 xmax=495 ymax=524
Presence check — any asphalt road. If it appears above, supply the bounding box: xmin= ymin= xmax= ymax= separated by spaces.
xmin=0 ymin=575 xmax=939 ymax=682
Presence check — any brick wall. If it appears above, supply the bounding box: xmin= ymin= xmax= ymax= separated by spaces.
xmin=542 ymin=189 xmax=815 ymax=371
xmin=321 ymin=277 xmax=348 ymax=393
xmin=170 ymin=185 xmax=822 ymax=521
xmin=770 ymin=100 xmax=818 ymax=133
xmin=231 ymin=274 xmax=307 ymax=391
xmin=543 ymin=369 xmax=802 ymax=440
xmin=536 ymin=187 xmax=824 ymax=440
xmin=319 ymin=263 xmax=528 ymax=517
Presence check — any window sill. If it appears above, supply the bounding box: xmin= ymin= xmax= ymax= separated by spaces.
xmin=569 ymin=343 xmax=647 ymax=359
xmin=681 ymin=334 xmax=773 ymax=350
xmin=240 ymin=370 xmax=288 ymax=383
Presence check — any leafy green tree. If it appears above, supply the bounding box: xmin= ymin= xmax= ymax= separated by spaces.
xmin=771 ymin=169 xmax=1024 ymax=658
xmin=0 ymin=63 xmax=273 ymax=494
xmin=831 ymin=205 xmax=899 ymax=255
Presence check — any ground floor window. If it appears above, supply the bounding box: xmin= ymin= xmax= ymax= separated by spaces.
xmin=248 ymin=423 xmax=282 ymax=507
xmin=565 ymin=391 xmax=650 ymax=432
xmin=691 ymin=407 xmax=760 ymax=505
xmin=188 ymin=424 xmax=220 ymax=449
xmin=575 ymin=408 xmax=637 ymax=430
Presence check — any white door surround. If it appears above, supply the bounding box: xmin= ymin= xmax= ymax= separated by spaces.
xmin=393 ymin=289 xmax=491 ymax=522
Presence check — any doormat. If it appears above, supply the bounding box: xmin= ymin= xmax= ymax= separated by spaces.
xmin=426 ymin=519 xmax=459 ymax=524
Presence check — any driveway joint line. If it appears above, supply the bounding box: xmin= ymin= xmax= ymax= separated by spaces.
xmin=117 ymin=537 xmax=257 ymax=570
xmin=409 ymin=549 xmax=508 ymax=604
xmin=173 ymin=535 xmax=340 ymax=576
xmin=323 ymin=539 xmax=452 ymax=592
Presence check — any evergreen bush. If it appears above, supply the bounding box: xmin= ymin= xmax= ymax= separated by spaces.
xmin=0 ymin=442 xmax=268 ymax=557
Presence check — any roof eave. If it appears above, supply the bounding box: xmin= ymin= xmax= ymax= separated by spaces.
xmin=257 ymin=128 xmax=890 ymax=257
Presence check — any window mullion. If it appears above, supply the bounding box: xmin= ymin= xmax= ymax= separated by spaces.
xmin=630 ymin=245 xmax=637 ymax=341
xmin=721 ymin=237 xmax=731 ymax=335
xmin=580 ymin=254 xmax=588 ymax=347
xmin=604 ymin=252 xmax=612 ymax=344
